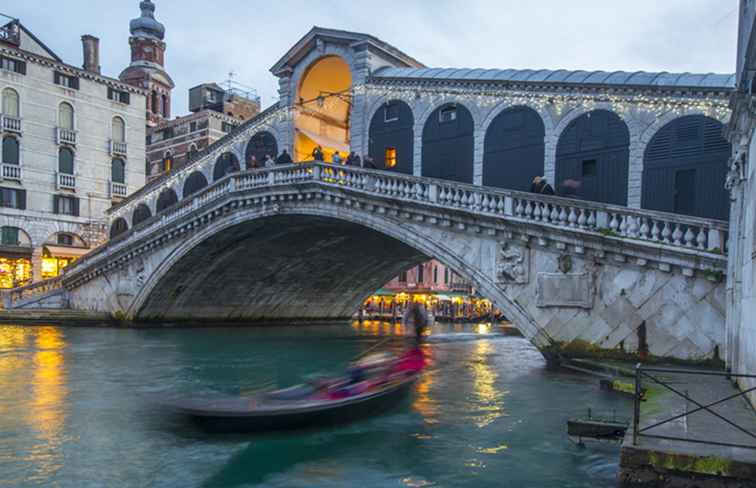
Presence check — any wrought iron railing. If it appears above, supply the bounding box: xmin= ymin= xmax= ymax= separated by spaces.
xmin=632 ymin=365 xmax=756 ymax=450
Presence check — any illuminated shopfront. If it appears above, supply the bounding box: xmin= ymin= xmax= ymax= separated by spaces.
xmin=40 ymin=235 xmax=90 ymax=280
xmin=0 ymin=257 xmax=31 ymax=288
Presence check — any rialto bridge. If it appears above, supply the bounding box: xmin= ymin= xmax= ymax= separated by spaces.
xmin=4 ymin=27 xmax=736 ymax=363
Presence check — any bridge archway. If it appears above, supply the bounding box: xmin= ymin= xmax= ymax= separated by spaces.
xmin=214 ymin=152 xmax=240 ymax=181
xmin=110 ymin=218 xmax=129 ymax=238
xmin=244 ymin=132 xmax=278 ymax=168
xmin=294 ymin=55 xmax=352 ymax=162
xmin=368 ymin=99 xmax=414 ymax=174
xmin=132 ymin=204 xmax=152 ymax=226
xmin=183 ymin=171 xmax=209 ymax=198
xmin=156 ymin=188 xmax=178 ymax=213
xmin=483 ymin=106 xmax=545 ymax=191
xmin=555 ymin=109 xmax=629 ymax=205
xmin=422 ymin=103 xmax=474 ymax=183
xmin=641 ymin=115 xmax=730 ymax=220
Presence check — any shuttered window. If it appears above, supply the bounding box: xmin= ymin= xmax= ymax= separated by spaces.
xmin=0 ymin=56 xmax=25 ymax=75
xmin=1 ymin=226 xmax=19 ymax=246
xmin=54 ymin=71 xmax=79 ymax=90
xmin=0 ymin=187 xmax=25 ymax=209
xmin=53 ymin=195 xmax=79 ymax=216
xmin=107 ymin=87 xmax=130 ymax=104
xmin=2 ymin=136 xmax=19 ymax=165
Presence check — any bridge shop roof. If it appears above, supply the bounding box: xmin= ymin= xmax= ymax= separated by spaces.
xmin=372 ymin=67 xmax=736 ymax=89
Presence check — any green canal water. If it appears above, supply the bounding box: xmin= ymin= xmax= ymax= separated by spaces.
xmin=0 ymin=322 xmax=630 ymax=487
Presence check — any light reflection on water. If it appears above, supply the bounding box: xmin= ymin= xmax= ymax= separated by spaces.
xmin=0 ymin=323 xmax=628 ymax=487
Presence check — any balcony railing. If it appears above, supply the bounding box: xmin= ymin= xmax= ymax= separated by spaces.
xmin=57 ymin=172 xmax=76 ymax=190
xmin=56 ymin=127 xmax=77 ymax=146
xmin=0 ymin=23 xmax=20 ymax=46
xmin=110 ymin=181 xmax=127 ymax=198
xmin=109 ymin=140 xmax=128 ymax=157
xmin=1 ymin=115 xmax=21 ymax=134
xmin=1 ymin=163 xmax=21 ymax=181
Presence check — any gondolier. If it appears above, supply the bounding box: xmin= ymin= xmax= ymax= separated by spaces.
xmin=403 ymin=301 xmax=429 ymax=344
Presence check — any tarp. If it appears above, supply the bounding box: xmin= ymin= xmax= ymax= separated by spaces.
xmin=44 ymin=245 xmax=90 ymax=259
xmin=295 ymin=127 xmax=350 ymax=153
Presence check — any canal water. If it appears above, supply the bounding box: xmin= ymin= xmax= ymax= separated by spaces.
xmin=0 ymin=322 xmax=630 ymax=487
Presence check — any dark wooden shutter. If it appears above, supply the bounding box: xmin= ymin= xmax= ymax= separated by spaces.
xmin=53 ymin=195 xmax=59 ymax=214
xmin=17 ymin=189 xmax=25 ymax=210
xmin=15 ymin=60 xmax=25 ymax=75
xmin=54 ymin=71 xmax=61 ymax=85
xmin=72 ymin=197 xmax=80 ymax=216
xmin=107 ymin=87 xmax=114 ymax=100
xmin=122 ymin=91 xmax=130 ymax=105
xmin=71 ymin=77 xmax=79 ymax=90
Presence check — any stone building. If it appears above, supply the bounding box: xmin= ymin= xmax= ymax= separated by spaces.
xmin=725 ymin=0 xmax=756 ymax=407
xmin=0 ymin=14 xmax=146 ymax=288
xmin=145 ymin=82 xmax=260 ymax=181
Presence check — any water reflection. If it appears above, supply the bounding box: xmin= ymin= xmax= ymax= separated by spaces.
xmin=470 ymin=340 xmax=507 ymax=429
xmin=412 ymin=350 xmax=439 ymax=425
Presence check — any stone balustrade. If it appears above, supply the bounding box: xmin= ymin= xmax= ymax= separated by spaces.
xmin=1 ymin=115 xmax=21 ymax=134
xmin=56 ymin=127 xmax=77 ymax=146
xmin=57 ymin=172 xmax=76 ymax=190
xmin=3 ymin=276 xmax=63 ymax=309
xmin=1 ymin=163 xmax=21 ymax=181
xmin=110 ymin=181 xmax=127 ymax=198
xmin=109 ymin=140 xmax=128 ymax=157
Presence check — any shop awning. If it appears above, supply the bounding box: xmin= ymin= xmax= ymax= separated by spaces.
xmin=296 ymin=127 xmax=350 ymax=153
xmin=44 ymin=245 xmax=91 ymax=259
xmin=0 ymin=245 xmax=32 ymax=259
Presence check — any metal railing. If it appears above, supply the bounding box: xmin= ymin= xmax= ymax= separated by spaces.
xmin=57 ymin=172 xmax=76 ymax=190
xmin=56 ymin=127 xmax=77 ymax=146
xmin=109 ymin=140 xmax=128 ymax=157
xmin=633 ymin=365 xmax=756 ymax=450
xmin=1 ymin=163 xmax=21 ymax=181
xmin=1 ymin=114 xmax=21 ymax=133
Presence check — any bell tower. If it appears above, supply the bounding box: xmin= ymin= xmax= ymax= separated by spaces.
xmin=120 ymin=0 xmax=175 ymax=127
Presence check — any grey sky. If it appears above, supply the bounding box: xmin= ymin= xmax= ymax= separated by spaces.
xmin=8 ymin=0 xmax=738 ymax=115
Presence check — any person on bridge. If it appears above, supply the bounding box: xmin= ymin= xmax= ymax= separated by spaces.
xmin=312 ymin=146 xmax=324 ymax=162
xmin=346 ymin=151 xmax=361 ymax=166
xmin=276 ymin=149 xmax=293 ymax=165
xmin=363 ymin=155 xmax=377 ymax=169
xmin=247 ymin=154 xmax=258 ymax=169
xmin=332 ymin=151 xmax=343 ymax=165
xmin=264 ymin=154 xmax=275 ymax=168
xmin=403 ymin=301 xmax=429 ymax=344
xmin=530 ymin=176 xmax=555 ymax=196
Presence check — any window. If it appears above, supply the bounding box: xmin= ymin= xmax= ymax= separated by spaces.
xmin=385 ymin=147 xmax=397 ymax=168
xmin=384 ymin=103 xmax=400 ymax=122
xmin=399 ymin=270 xmax=407 ymax=283
xmin=146 ymin=134 xmax=152 ymax=145
xmin=439 ymin=106 xmax=457 ymax=123
xmin=189 ymin=121 xmax=197 ymax=133
xmin=222 ymin=122 xmax=235 ymax=133
xmin=161 ymin=127 xmax=174 ymax=140
xmin=417 ymin=264 xmax=424 ymax=283
xmin=151 ymin=91 xmax=158 ymax=114
xmin=433 ymin=266 xmax=438 ymax=284
xmin=53 ymin=195 xmax=79 ymax=216
xmin=2 ymin=88 xmax=19 ymax=117
xmin=58 ymin=102 xmax=74 ymax=130
xmin=59 ymin=147 xmax=74 ymax=174
xmin=187 ymin=144 xmax=198 ymax=160
xmin=107 ymin=87 xmax=130 ymax=104
xmin=0 ymin=187 xmax=25 ymax=209
xmin=582 ymin=159 xmax=597 ymax=177
xmin=57 ymin=233 xmax=74 ymax=246
xmin=54 ymin=71 xmax=79 ymax=90
xmin=1 ymin=227 xmax=19 ymax=246
xmin=0 ymin=56 xmax=26 ymax=75
xmin=2 ymin=137 xmax=19 ymax=164
xmin=112 ymin=117 xmax=126 ymax=143
xmin=111 ymin=158 xmax=125 ymax=184
xmin=206 ymin=89 xmax=217 ymax=103
xmin=161 ymin=94 xmax=168 ymax=117
xmin=444 ymin=268 xmax=449 ymax=284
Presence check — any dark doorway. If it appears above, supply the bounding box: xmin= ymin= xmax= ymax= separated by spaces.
xmin=368 ymin=100 xmax=414 ymax=174
xmin=245 ymin=132 xmax=278 ymax=168
xmin=422 ymin=103 xmax=474 ymax=183
xmin=674 ymin=169 xmax=696 ymax=216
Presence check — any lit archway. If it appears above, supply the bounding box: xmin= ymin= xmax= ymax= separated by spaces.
xmin=294 ymin=56 xmax=352 ymax=162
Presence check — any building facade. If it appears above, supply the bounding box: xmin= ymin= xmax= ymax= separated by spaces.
xmin=0 ymin=15 xmax=146 ymax=287
xmin=725 ymin=0 xmax=756 ymax=407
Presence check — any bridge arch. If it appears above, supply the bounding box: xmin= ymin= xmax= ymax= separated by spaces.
xmin=368 ymin=99 xmax=414 ymax=174
xmin=132 ymin=204 xmax=152 ymax=227
xmin=421 ymin=102 xmax=475 ymax=183
xmin=182 ymin=171 xmax=209 ymax=198
xmin=110 ymin=218 xmax=129 ymax=238
xmin=129 ymin=207 xmax=544 ymax=346
xmin=244 ymin=132 xmax=278 ymax=169
xmin=213 ymin=152 xmax=240 ymax=181
xmin=156 ymin=188 xmax=179 ymax=213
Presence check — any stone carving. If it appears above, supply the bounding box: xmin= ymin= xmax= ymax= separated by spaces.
xmin=536 ymin=272 xmax=593 ymax=308
xmin=558 ymin=254 xmax=573 ymax=274
xmin=496 ymin=242 xmax=529 ymax=284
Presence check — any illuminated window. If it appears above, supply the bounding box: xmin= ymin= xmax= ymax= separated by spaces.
xmin=41 ymin=254 xmax=75 ymax=280
xmin=0 ymin=257 xmax=31 ymax=288
xmin=385 ymin=147 xmax=397 ymax=168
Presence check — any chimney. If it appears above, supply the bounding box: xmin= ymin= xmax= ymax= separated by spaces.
xmin=81 ymin=35 xmax=100 ymax=74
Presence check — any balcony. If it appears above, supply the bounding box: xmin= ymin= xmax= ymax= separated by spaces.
xmin=109 ymin=140 xmax=128 ymax=157
xmin=0 ymin=23 xmax=20 ymax=46
xmin=110 ymin=181 xmax=127 ymax=198
xmin=57 ymin=172 xmax=76 ymax=190
xmin=1 ymin=163 xmax=21 ymax=181
xmin=1 ymin=115 xmax=21 ymax=134
xmin=56 ymin=127 xmax=77 ymax=146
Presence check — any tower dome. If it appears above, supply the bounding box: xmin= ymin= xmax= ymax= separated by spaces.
xmin=129 ymin=0 xmax=165 ymax=40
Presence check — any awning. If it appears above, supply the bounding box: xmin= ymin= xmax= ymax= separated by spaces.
xmin=44 ymin=245 xmax=91 ymax=259
xmin=296 ymin=127 xmax=350 ymax=153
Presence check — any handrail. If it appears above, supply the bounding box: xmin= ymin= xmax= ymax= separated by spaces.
xmin=632 ymin=365 xmax=756 ymax=450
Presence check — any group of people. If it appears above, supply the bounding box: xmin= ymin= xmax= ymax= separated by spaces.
xmin=310 ymin=145 xmax=378 ymax=169
xmin=530 ymin=175 xmax=582 ymax=198
xmin=247 ymin=150 xmax=294 ymax=169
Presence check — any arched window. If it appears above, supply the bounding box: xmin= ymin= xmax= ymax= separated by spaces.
xmin=182 ymin=171 xmax=208 ymax=197
xmin=110 ymin=218 xmax=129 ymax=238
xmin=555 ymin=110 xmax=629 ymax=205
xmin=642 ymin=115 xmax=730 ymax=220
xmin=2 ymin=136 xmax=19 ymax=165
xmin=151 ymin=91 xmax=158 ymax=115
xmin=2 ymin=88 xmax=19 ymax=117
xmin=112 ymin=116 xmax=126 ymax=143
xmin=156 ymin=188 xmax=178 ymax=212
xmin=111 ymin=158 xmax=125 ymax=184
xmin=422 ymin=103 xmax=475 ymax=183
xmin=58 ymin=102 xmax=74 ymax=130
xmin=161 ymin=94 xmax=168 ymax=117
xmin=58 ymin=147 xmax=74 ymax=174
xmin=214 ymin=152 xmax=240 ymax=181
xmin=483 ymin=106 xmax=545 ymax=191
xmin=132 ymin=203 xmax=152 ymax=226
xmin=368 ymin=100 xmax=414 ymax=174
xmin=245 ymin=132 xmax=277 ymax=169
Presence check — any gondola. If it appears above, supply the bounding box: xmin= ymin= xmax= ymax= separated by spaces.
xmin=161 ymin=349 xmax=425 ymax=433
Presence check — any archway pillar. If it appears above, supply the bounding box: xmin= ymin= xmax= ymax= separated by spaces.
xmin=544 ymin=134 xmax=557 ymax=188
xmin=627 ymin=139 xmax=644 ymax=208
xmin=413 ymin=123 xmax=423 ymax=176
xmin=473 ymin=127 xmax=484 ymax=185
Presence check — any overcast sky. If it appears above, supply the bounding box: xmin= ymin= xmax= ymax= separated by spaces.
xmin=8 ymin=0 xmax=739 ymax=115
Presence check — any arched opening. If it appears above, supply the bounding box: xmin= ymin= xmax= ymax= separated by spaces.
xmin=2 ymin=136 xmax=19 ymax=165
xmin=58 ymin=102 xmax=74 ymax=130
xmin=294 ymin=56 xmax=352 ymax=162
xmin=422 ymin=103 xmax=474 ymax=183
xmin=2 ymin=87 xmax=19 ymax=118
xmin=642 ymin=115 xmax=730 ymax=220
xmin=368 ymin=100 xmax=414 ymax=174
xmin=111 ymin=158 xmax=126 ymax=184
xmin=245 ymin=132 xmax=278 ymax=169
xmin=183 ymin=171 xmax=209 ymax=197
xmin=132 ymin=203 xmax=152 ymax=226
xmin=156 ymin=188 xmax=178 ymax=213
xmin=58 ymin=147 xmax=74 ymax=174
xmin=110 ymin=218 xmax=129 ymax=238
xmin=151 ymin=91 xmax=158 ymax=114
xmin=483 ymin=106 xmax=545 ymax=191
xmin=112 ymin=116 xmax=126 ymax=143
xmin=555 ymin=110 xmax=629 ymax=205
xmin=214 ymin=152 xmax=240 ymax=181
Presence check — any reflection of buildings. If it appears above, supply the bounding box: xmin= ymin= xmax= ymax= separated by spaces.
xmin=0 ymin=11 xmax=146 ymax=287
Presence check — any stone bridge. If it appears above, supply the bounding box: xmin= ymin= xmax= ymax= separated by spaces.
xmin=6 ymin=162 xmax=729 ymax=363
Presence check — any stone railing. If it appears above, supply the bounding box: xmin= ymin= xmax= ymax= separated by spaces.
xmin=1 ymin=163 xmax=21 ymax=181
xmin=1 ymin=114 xmax=21 ymax=133
xmin=57 ymin=172 xmax=76 ymax=190
xmin=109 ymin=140 xmax=128 ymax=157
xmin=110 ymin=181 xmax=127 ymax=198
xmin=56 ymin=127 xmax=77 ymax=146
xmin=3 ymin=276 xmax=64 ymax=309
